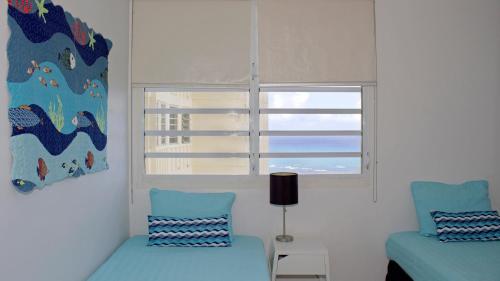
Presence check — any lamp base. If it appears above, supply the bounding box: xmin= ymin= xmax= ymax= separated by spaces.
xmin=276 ymin=234 xmax=294 ymax=243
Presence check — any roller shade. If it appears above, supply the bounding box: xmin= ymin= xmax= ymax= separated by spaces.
xmin=258 ymin=0 xmax=376 ymax=83
xmin=132 ymin=0 xmax=252 ymax=84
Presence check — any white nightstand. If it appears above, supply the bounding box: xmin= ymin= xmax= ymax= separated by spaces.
xmin=270 ymin=237 xmax=331 ymax=281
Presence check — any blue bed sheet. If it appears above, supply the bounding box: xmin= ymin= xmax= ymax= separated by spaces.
xmin=87 ymin=235 xmax=270 ymax=281
xmin=386 ymin=231 xmax=500 ymax=281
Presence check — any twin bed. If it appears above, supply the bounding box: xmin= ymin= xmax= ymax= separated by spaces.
xmin=88 ymin=189 xmax=270 ymax=281
xmin=386 ymin=232 xmax=500 ymax=281
xmin=384 ymin=180 xmax=500 ymax=281
xmin=88 ymin=235 xmax=270 ymax=281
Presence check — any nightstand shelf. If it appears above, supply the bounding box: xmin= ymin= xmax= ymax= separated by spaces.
xmin=270 ymin=238 xmax=331 ymax=281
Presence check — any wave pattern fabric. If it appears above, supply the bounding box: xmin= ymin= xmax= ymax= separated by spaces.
xmin=7 ymin=0 xmax=112 ymax=193
xmin=431 ymin=210 xmax=500 ymax=242
xmin=148 ymin=215 xmax=232 ymax=247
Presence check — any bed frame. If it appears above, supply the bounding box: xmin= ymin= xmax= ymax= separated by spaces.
xmin=386 ymin=260 xmax=413 ymax=281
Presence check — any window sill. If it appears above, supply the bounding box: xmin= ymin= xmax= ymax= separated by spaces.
xmin=134 ymin=174 xmax=372 ymax=190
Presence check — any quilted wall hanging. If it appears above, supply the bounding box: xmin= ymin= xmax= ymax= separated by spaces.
xmin=6 ymin=0 xmax=112 ymax=193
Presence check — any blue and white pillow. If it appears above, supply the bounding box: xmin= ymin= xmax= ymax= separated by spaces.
xmin=147 ymin=215 xmax=232 ymax=247
xmin=431 ymin=210 xmax=500 ymax=242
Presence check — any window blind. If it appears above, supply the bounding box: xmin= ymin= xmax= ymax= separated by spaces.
xmin=132 ymin=0 xmax=252 ymax=84
xmin=258 ymin=0 xmax=376 ymax=83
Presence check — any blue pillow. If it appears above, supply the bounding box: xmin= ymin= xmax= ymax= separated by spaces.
xmin=411 ymin=180 xmax=492 ymax=236
xmin=150 ymin=189 xmax=236 ymax=238
xmin=431 ymin=210 xmax=500 ymax=242
xmin=148 ymin=215 xmax=232 ymax=247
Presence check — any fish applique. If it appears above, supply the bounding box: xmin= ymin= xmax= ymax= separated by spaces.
xmin=49 ymin=80 xmax=59 ymax=88
xmin=8 ymin=105 xmax=41 ymax=130
xmin=83 ymin=79 xmax=91 ymax=90
xmin=58 ymin=48 xmax=76 ymax=70
xmin=72 ymin=112 xmax=93 ymax=128
xmin=85 ymin=151 xmax=94 ymax=169
xmin=27 ymin=67 xmax=34 ymax=75
xmin=31 ymin=60 xmax=40 ymax=70
xmin=37 ymin=158 xmax=48 ymax=181
xmin=72 ymin=167 xmax=85 ymax=177
xmin=12 ymin=179 xmax=36 ymax=193
xmin=39 ymin=76 xmax=47 ymax=87
xmin=92 ymin=82 xmax=98 ymax=88
xmin=62 ymin=160 xmax=86 ymax=177
xmin=90 ymin=91 xmax=101 ymax=98
xmin=42 ymin=66 xmax=52 ymax=73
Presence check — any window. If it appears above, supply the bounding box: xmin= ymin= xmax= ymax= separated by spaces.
xmin=158 ymin=103 xmax=168 ymax=145
xmin=137 ymin=85 xmax=374 ymax=177
xmin=169 ymin=106 xmax=178 ymax=144
xmin=181 ymin=113 xmax=191 ymax=144
xmin=142 ymin=89 xmax=250 ymax=175
xmin=259 ymin=87 xmax=363 ymax=175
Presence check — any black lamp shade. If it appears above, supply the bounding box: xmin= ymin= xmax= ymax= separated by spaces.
xmin=270 ymin=172 xmax=298 ymax=206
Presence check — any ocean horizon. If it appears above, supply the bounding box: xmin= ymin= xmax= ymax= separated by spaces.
xmin=266 ymin=136 xmax=362 ymax=174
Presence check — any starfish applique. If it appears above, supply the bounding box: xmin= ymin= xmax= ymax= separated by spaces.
xmin=88 ymin=30 xmax=96 ymax=51
xmin=35 ymin=0 xmax=48 ymax=24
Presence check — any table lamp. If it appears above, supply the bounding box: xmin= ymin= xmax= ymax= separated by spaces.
xmin=270 ymin=172 xmax=298 ymax=242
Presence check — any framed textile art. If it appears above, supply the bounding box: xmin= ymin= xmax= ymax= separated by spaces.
xmin=6 ymin=0 xmax=112 ymax=193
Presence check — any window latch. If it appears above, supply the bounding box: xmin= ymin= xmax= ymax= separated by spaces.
xmin=365 ymin=151 xmax=370 ymax=171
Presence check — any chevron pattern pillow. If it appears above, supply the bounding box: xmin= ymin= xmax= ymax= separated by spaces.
xmin=431 ymin=210 xmax=500 ymax=242
xmin=147 ymin=215 xmax=232 ymax=247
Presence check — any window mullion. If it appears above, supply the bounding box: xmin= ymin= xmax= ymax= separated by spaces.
xmin=249 ymin=67 xmax=259 ymax=175
xmin=249 ymin=0 xmax=259 ymax=176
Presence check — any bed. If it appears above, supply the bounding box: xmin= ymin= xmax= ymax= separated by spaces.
xmin=87 ymin=235 xmax=270 ymax=281
xmin=386 ymin=231 xmax=500 ymax=281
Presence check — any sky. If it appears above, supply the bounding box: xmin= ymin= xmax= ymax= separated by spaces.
xmin=265 ymin=91 xmax=362 ymax=130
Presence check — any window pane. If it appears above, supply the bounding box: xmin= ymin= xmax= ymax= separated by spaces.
xmin=260 ymin=91 xmax=361 ymax=109
xmin=260 ymin=158 xmax=361 ymax=175
xmin=260 ymin=114 xmax=361 ymax=131
xmin=145 ymin=136 xmax=249 ymax=153
xmin=181 ymin=114 xmax=190 ymax=144
xmin=169 ymin=111 xmax=178 ymax=143
xmin=145 ymin=91 xmax=249 ymax=108
xmin=146 ymin=114 xmax=249 ymax=131
xmin=146 ymin=158 xmax=249 ymax=175
xmin=181 ymin=114 xmax=190 ymax=129
xmin=260 ymin=136 xmax=362 ymax=153
xmin=169 ymin=114 xmax=178 ymax=130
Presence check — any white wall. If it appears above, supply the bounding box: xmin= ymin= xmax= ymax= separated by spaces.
xmin=0 ymin=1 xmax=130 ymax=281
xmin=130 ymin=0 xmax=500 ymax=280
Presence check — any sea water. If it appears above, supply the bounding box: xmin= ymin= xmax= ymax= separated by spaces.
xmin=266 ymin=136 xmax=362 ymax=174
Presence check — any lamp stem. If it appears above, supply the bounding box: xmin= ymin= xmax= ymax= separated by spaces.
xmin=276 ymin=206 xmax=293 ymax=242
xmin=282 ymin=206 xmax=286 ymax=236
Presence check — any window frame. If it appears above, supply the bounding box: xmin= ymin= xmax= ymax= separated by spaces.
xmin=131 ymin=84 xmax=376 ymax=189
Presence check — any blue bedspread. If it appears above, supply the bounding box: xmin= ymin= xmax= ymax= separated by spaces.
xmin=87 ymin=235 xmax=270 ymax=281
xmin=386 ymin=231 xmax=500 ymax=281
